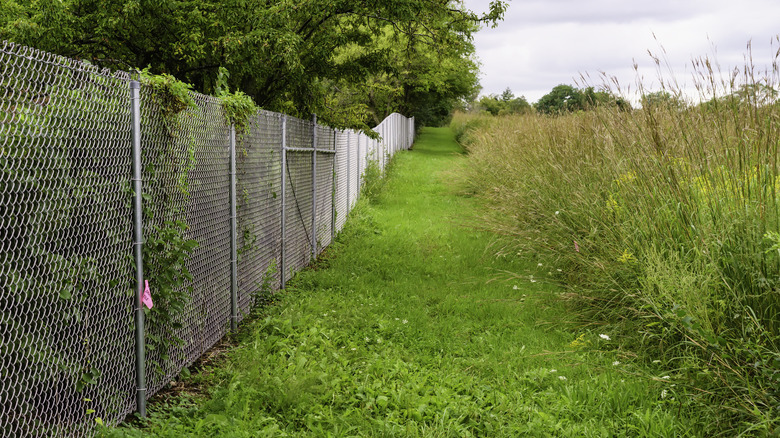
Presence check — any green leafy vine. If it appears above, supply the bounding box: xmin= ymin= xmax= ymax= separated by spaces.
xmin=215 ymin=67 xmax=258 ymax=132
xmin=138 ymin=70 xmax=200 ymax=373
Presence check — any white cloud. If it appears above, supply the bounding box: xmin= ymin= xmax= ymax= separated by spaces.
xmin=465 ymin=0 xmax=780 ymax=103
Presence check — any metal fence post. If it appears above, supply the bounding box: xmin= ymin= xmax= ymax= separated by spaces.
xmin=331 ymin=129 xmax=336 ymax=242
xmin=346 ymin=130 xmax=351 ymax=211
xmin=311 ymin=114 xmax=318 ymax=259
xmin=130 ymin=80 xmax=146 ymax=418
xmin=357 ymin=134 xmax=361 ymax=199
xmin=229 ymin=125 xmax=238 ymax=332
xmin=280 ymin=115 xmax=287 ymax=289
xmin=383 ymin=124 xmax=387 ymax=169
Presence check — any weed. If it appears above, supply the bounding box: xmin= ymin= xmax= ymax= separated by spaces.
xmin=360 ymin=158 xmax=384 ymax=202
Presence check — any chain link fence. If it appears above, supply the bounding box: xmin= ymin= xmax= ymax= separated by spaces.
xmin=0 ymin=41 xmax=415 ymax=437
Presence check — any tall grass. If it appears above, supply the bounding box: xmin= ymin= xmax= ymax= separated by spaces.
xmin=454 ymin=50 xmax=780 ymax=433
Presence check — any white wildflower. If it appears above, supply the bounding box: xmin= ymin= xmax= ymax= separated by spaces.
xmin=612 ymin=361 xmax=620 ymax=366
xmin=599 ymin=334 xmax=611 ymax=340
xmin=558 ymin=376 xmax=567 ymax=381
xmin=661 ymin=389 xmax=668 ymax=399
xmin=402 ymin=319 xmax=408 ymax=324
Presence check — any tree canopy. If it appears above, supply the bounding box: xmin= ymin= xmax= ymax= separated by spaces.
xmin=1 ymin=0 xmax=506 ymax=129
xmin=534 ymin=84 xmax=629 ymax=115
xmin=477 ymin=88 xmax=532 ymax=115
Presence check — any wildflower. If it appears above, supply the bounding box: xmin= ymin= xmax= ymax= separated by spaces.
xmin=376 ymin=338 xmax=382 ymax=343
xmin=555 ymin=211 xmax=560 ymax=215
xmin=616 ymin=171 xmax=637 ymax=185
xmin=612 ymin=361 xmax=620 ymax=366
xmin=537 ymin=263 xmax=543 ymax=267
xmin=365 ymin=337 xmax=370 ymax=342
xmin=549 ymin=369 xmax=557 ymax=373
xmin=617 ymin=249 xmax=636 ymax=264
xmin=395 ymin=318 xmax=399 ymax=321
xmin=569 ymin=333 xmax=589 ymax=348
xmin=599 ymin=334 xmax=610 ymax=341
xmin=574 ymin=240 xmax=580 ymax=252
xmin=661 ymin=375 xmax=670 ymax=379
xmin=558 ymin=376 xmax=567 ymax=381
xmin=402 ymin=319 xmax=408 ymax=324
xmin=606 ymin=194 xmax=620 ymax=214
xmin=512 ymin=285 xmax=518 ymax=290
xmin=556 ymin=268 xmax=562 ymax=272
xmin=351 ymin=348 xmax=356 ymax=351
xmin=661 ymin=389 xmax=668 ymax=399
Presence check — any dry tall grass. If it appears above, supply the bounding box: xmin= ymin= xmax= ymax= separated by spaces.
xmin=454 ymin=52 xmax=780 ymax=432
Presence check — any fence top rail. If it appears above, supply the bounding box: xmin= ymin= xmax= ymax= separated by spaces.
xmin=284 ymin=146 xmax=337 ymax=154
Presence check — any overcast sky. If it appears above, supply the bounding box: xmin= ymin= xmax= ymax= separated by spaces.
xmin=463 ymin=0 xmax=780 ymax=104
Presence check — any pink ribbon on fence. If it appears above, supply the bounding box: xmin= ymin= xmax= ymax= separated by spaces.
xmin=142 ymin=280 xmax=154 ymax=309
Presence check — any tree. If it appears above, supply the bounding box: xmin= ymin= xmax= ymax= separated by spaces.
xmin=1 ymin=0 xmax=507 ymax=129
xmin=324 ymin=16 xmax=484 ymax=128
xmin=534 ymin=84 xmax=586 ymax=115
xmin=476 ymin=88 xmax=532 ymax=116
xmin=641 ymin=91 xmax=686 ymax=110
xmin=500 ymin=87 xmax=514 ymax=102
xmin=534 ymin=85 xmax=629 ymax=115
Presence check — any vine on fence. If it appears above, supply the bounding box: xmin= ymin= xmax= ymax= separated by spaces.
xmin=215 ymin=67 xmax=258 ymax=133
xmin=138 ymin=71 xmax=200 ymax=374
xmin=141 ymin=220 xmax=197 ymax=365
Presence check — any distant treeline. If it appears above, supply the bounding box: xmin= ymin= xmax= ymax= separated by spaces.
xmin=473 ymin=82 xmax=779 ymax=116
xmin=472 ymin=85 xmax=630 ymax=116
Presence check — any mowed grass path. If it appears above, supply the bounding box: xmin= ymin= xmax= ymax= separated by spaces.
xmin=114 ymin=128 xmax=701 ymax=437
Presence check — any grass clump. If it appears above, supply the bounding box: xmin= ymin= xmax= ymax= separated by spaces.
xmin=360 ymin=158 xmax=385 ymax=203
xmin=453 ymin=47 xmax=780 ymax=435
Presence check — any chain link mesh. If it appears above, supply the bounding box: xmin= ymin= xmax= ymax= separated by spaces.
xmin=0 ymin=41 xmax=136 ymax=437
xmin=283 ymin=117 xmax=314 ymax=279
xmin=236 ymin=110 xmax=283 ymax=317
xmin=334 ymin=131 xmax=349 ymax=233
xmin=0 ymin=41 xmax=414 ymax=437
xmin=315 ymin=126 xmax=334 ymax=253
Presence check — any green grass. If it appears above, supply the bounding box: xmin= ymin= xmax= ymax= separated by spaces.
xmin=106 ymin=127 xmax=703 ymax=437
